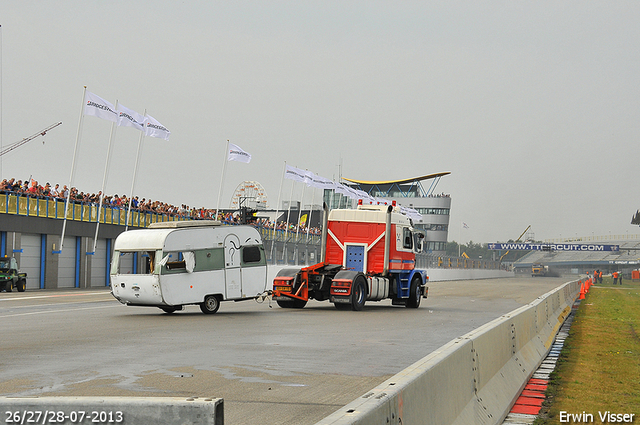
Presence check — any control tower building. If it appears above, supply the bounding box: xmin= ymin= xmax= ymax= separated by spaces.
xmin=324 ymin=172 xmax=451 ymax=255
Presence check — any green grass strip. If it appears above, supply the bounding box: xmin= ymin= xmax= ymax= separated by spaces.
xmin=535 ymin=278 xmax=640 ymax=424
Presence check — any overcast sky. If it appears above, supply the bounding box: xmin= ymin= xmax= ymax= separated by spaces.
xmin=1 ymin=1 xmax=638 ymax=244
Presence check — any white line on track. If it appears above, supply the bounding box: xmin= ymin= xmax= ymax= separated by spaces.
xmin=0 ymin=303 xmax=119 ymax=318
xmin=0 ymin=291 xmax=111 ymax=301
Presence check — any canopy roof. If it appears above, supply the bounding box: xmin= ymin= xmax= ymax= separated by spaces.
xmin=342 ymin=172 xmax=451 ymax=185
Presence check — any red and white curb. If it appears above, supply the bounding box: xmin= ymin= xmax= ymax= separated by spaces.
xmin=501 ymin=301 xmax=578 ymax=424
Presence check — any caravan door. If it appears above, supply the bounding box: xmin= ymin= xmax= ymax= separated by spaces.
xmin=224 ymin=233 xmax=242 ymax=299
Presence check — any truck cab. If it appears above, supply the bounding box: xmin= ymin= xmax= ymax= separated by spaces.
xmin=272 ymin=203 xmax=428 ymax=311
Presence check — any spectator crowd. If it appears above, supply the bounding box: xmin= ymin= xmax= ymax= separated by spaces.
xmin=0 ymin=177 xmax=321 ymax=236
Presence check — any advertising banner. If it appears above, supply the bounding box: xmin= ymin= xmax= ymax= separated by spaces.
xmin=487 ymin=243 xmax=620 ymax=252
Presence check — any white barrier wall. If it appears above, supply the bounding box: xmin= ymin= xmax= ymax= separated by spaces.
xmin=316 ymin=279 xmax=580 ymax=425
xmin=426 ymin=268 xmax=514 ymax=281
xmin=0 ymin=396 xmax=223 ymax=425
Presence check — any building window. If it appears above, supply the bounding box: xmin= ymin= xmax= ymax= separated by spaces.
xmin=417 ymin=208 xmax=450 ymax=215
xmin=426 ymin=241 xmax=447 ymax=252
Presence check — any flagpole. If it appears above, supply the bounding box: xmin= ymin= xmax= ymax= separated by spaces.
xmin=284 ymin=177 xmax=295 ymax=241
xmin=282 ymin=177 xmax=295 ymax=261
xmin=306 ymin=185 xmax=316 ymax=241
xmin=125 ymin=109 xmax=146 ymax=231
xmin=215 ymin=140 xmax=230 ymax=221
xmin=270 ymin=161 xmax=286 ymax=263
xmin=92 ymin=100 xmax=118 ymax=252
xmin=58 ymin=86 xmax=87 ymax=254
xmin=458 ymin=221 xmax=462 ymax=257
xmin=293 ymin=173 xmax=308 ymax=264
xmin=295 ymin=172 xmax=307 ymax=240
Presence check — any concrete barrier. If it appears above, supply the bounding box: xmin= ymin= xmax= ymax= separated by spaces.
xmin=0 ymin=396 xmax=223 ymax=425
xmin=426 ymin=268 xmax=514 ymax=281
xmin=315 ymin=279 xmax=580 ymax=425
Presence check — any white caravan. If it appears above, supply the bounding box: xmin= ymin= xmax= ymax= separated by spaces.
xmin=110 ymin=221 xmax=267 ymax=314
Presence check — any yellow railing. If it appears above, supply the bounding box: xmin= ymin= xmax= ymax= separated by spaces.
xmin=0 ymin=193 xmax=188 ymax=227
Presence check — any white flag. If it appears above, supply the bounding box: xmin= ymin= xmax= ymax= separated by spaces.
xmin=84 ymin=91 xmax=117 ymax=122
xmin=228 ymin=143 xmax=251 ymax=163
xmin=304 ymin=170 xmax=315 ymax=187
xmin=312 ymin=174 xmax=336 ymax=191
xmin=401 ymin=206 xmax=422 ymax=221
xmin=144 ymin=115 xmax=171 ymax=140
xmin=117 ymin=104 xmax=145 ymax=132
xmin=284 ymin=164 xmax=306 ymax=182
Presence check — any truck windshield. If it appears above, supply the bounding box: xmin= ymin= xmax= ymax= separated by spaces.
xmin=0 ymin=260 xmax=9 ymax=270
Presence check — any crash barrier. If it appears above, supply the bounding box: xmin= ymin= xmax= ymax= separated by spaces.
xmin=415 ymin=254 xmax=503 ymax=271
xmin=0 ymin=396 xmax=223 ymax=425
xmin=316 ymin=279 xmax=580 ymax=425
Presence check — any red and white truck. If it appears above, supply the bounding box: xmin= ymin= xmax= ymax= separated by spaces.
xmin=272 ymin=202 xmax=428 ymax=310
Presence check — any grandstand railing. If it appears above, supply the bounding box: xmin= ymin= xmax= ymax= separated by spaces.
xmin=0 ymin=192 xmax=323 ymax=243
xmin=0 ymin=192 xmax=191 ymax=227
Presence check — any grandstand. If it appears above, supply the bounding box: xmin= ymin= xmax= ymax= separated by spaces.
xmin=513 ymin=239 xmax=640 ymax=276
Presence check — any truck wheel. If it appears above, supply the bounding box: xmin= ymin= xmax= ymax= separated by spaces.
xmin=350 ymin=275 xmax=367 ymax=311
xmin=276 ymin=299 xmax=307 ymax=309
xmin=200 ymin=295 xmax=221 ymax=314
xmin=17 ymin=280 xmax=26 ymax=292
xmin=5 ymin=282 xmax=12 ymax=293
xmin=406 ymin=276 xmax=421 ymax=308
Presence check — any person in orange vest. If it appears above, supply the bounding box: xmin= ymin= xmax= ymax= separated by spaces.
xmin=613 ymin=271 xmax=619 ymax=285
xmin=593 ymin=270 xmax=598 ymax=284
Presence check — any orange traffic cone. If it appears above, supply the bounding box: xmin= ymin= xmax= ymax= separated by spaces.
xmin=579 ymin=280 xmax=585 ymax=300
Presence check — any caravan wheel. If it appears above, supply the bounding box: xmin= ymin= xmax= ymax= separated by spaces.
xmin=200 ymin=295 xmax=221 ymax=314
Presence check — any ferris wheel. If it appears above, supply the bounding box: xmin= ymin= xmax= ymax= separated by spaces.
xmin=230 ymin=181 xmax=268 ymax=209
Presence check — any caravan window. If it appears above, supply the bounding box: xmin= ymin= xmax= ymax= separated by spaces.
xmin=111 ymin=250 xmax=159 ymax=275
xmin=161 ymin=251 xmax=189 ymax=274
xmin=242 ymin=246 xmax=265 ymax=266
xmin=160 ymin=248 xmax=225 ymax=274
xmin=194 ymin=248 xmax=224 ymax=272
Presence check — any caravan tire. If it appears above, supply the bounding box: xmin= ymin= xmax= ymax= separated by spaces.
xmin=160 ymin=306 xmax=180 ymax=314
xmin=200 ymin=295 xmax=221 ymax=314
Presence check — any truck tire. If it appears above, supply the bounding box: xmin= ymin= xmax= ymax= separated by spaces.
xmin=350 ymin=275 xmax=367 ymax=311
xmin=406 ymin=276 xmax=421 ymax=308
xmin=276 ymin=299 xmax=307 ymax=309
xmin=17 ymin=280 xmax=26 ymax=292
xmin=200 ymin=295 xmax=221 ymax=314
xmin=5 ymin=282 xmax=12 ymax=293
